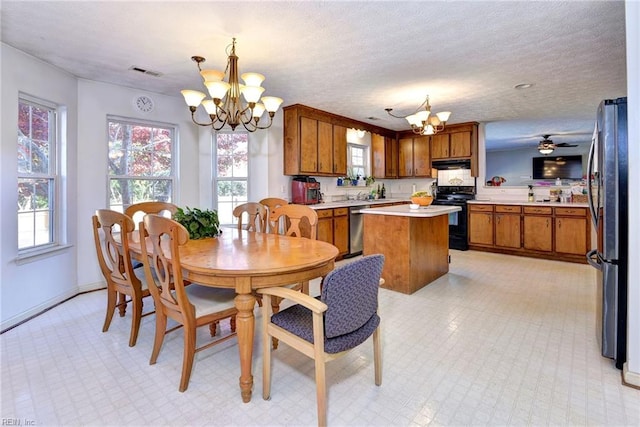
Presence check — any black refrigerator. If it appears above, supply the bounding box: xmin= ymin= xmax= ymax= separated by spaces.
xmin=586 ymin=97 xmax=628 ymax=369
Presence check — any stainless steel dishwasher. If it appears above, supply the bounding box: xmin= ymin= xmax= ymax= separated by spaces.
xmin=348 ymin=204 xmax=370 ymax=256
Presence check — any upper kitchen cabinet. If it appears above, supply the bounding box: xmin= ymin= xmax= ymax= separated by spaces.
xmin=371 ymin=133 xmax=398 ymax=179
xmin=430 ymin=122 xmax=479 ymax=176
xmin=398 ymin=135 xmax=431 ymax=178
xmin=284 ymin=104 xmax=395 ymax=177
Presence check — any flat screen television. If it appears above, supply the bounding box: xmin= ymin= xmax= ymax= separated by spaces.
xmin=532 ymin=155 xmax=583 ymax=180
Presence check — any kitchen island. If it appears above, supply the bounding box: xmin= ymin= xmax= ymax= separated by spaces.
xmin=360 ymin=204 xmax=461 ymax=294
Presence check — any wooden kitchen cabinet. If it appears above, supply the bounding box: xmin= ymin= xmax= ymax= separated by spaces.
xmin=428 ymin=122 xmax=479 ymax=176
xmin=494 ymin=205 xmax=522 ymax=249
xmin=554 ymin=207 xmax=588 ymax=255
xmin=468 ymin=203 xmax=588 ymax=263
xmin=371 ymin=133 xmax=398 ymax=179
xmin=315 ymin=207 xmax=349 ymax=258
xmin=284 ymin=104 xmax=395 ymax=177
xmin=398 ymin=135 xmax=431 ymax=178
xmin=522 ymin=206 xmax=553 ymax=252
xmin=468 ymin=204 xmax=494 ymax=246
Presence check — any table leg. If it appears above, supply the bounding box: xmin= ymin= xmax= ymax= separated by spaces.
xmin=235 ymin=291 xmax=256 ymax=403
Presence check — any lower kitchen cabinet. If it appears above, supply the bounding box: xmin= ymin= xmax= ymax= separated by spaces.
xmin=468 ymin=204 xmax=494 ymax=246
xmin=316 ymin=207 xmax=349 ymax=258
xmin=468 ymin=203 xmax=589 ymax=263
xmin=554 ymin=207 xmax=589 ymax=255
xmin=494 ymin=205 xmax=522 ymax=249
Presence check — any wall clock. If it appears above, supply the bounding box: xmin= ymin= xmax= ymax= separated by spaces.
xmin=134 ymin=95 xmax=154 ymax=113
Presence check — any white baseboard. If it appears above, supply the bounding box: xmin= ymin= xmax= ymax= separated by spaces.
xmin=0 ymin=281 xmax=105 ymax=332
xmin=623 ymin=362 xmax=640 ymax=388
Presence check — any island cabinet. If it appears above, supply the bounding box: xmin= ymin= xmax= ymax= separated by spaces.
xmin=467 ymin=203 xmax=590 ymax=263
xmin=362 ymin=206 xmax=453 ymax=294
xmin=371 ymin=133 xmax=398 ymax=179
xmin=398 ymin=135 xmax=431 ymax=178
xmin=315 ymin=207 xmax=349 ymax=258
xmin=429 ymin=122 xmax=479 ymax=176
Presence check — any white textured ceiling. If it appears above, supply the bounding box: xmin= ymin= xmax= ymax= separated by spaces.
xmin=1 ymin=1 xmax=627 ymax=150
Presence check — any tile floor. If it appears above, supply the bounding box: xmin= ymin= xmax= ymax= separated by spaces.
xmin=1 ymin=250 xmax=639 ymax=426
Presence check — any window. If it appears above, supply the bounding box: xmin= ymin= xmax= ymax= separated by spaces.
xmin=108 ymin=117 xmax=176 ymax=212
xmin=18 ymin=98 xmax=58 ymax=251
xmin=347 ymin=143 xmax=368 ymax=179
xmin=214 ymin=132 xmax=248 ymax=226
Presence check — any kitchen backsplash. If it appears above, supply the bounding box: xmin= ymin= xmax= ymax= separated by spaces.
xmin=436 ymin=169 xmax=475 ymax=187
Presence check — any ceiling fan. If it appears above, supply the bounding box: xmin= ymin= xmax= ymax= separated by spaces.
xmin=537 ymin=134 xmax=578 ymax=155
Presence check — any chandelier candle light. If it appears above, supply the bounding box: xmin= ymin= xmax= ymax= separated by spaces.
xmin=385 ymin=95 xmax=451 ymax=135
xmin=181 ymin=38 xmax=283 ymax=132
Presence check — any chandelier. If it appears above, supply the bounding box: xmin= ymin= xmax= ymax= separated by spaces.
xmin=181 ymin=38 xmax=283 ymax=132
xmin=385 ymin=96 xmax=451 ymax=135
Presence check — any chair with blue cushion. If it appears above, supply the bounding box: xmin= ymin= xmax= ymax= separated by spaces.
xmin=258 ymin=254 xmax=385 ymax=427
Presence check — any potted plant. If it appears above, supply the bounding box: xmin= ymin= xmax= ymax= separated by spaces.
xmin=173 ymin=206 xmax=220 ymax=239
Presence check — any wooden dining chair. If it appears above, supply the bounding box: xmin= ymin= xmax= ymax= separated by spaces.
xmin=232 ymin=202 xmax=267 ymax=232
xmin=259 ymin=197 xmax=288 ymax=233
xmin=124 ymin=201 xmax=178 ymax=227
xmin=92 ymin=209 xmax=153 ymax=347
xmin=258 ymin=255 xmax=385 ymax=427
xmin=140 ymin=214 xmax=238 ymax=392
xmin=269 ymin=203 xmax=318 ymax=240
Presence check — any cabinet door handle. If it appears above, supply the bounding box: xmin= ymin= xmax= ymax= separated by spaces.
xmin=558 ymin=219 xmax=561 ymax=228
xmin=496 ymin=215 xmax=500 ymax=224
xmin=546 ymin=219 xmax=550 ymax=228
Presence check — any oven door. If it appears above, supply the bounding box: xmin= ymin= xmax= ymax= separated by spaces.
xmin=432 ymin=199 xmax=469 ymax=250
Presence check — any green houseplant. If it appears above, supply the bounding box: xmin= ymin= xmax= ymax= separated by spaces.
xmin=173 ymin=206 xmax=220 ymax=239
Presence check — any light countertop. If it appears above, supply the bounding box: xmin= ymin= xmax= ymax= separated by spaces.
xmin=309 ymin=198 xmax=407 ymax=210
xmin=469 ymin=200 xmax=589 ymax=208
xmin=359 ymin=204 xmax=461 ymax=217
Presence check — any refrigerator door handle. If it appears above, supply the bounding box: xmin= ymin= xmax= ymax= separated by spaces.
xmin=586 ymin=248 xmax=603 ymax=270
xmin=587 ymin=124 xmax=598 ymax=228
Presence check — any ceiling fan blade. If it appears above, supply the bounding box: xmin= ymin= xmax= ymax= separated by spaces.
xmin=555 ymin=143 xmax=578 ymax=147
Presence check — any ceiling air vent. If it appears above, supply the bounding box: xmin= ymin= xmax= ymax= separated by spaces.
xmin=129 ymin=66 xmax=163 ymax=77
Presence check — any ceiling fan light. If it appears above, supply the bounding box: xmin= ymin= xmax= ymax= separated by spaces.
xmin=181 ymin=90 xmax=206 ymax=107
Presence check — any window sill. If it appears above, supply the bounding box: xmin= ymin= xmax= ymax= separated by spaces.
xmin=15 ymin=244 xmax=73 ymax=265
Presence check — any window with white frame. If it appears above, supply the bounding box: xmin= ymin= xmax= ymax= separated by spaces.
xmin=214 ymin=132 xmax=249 ymax=226
xmin=107 ymin=117 xmax=176 ymax=212
xmin=18 ymin=97 xmax=58 ymax=251
xmin=347 ymin=143 xmax=368 ymax=180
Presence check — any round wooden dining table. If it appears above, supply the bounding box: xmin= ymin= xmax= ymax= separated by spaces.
xmin=129 ymin=227 xmax=339 ymax=403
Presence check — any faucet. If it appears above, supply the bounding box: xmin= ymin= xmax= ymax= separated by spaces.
xmin=357 ymin=191 xmax=363 ymax=200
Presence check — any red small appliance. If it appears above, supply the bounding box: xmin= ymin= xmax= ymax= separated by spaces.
xmin=291 ymin=176 xmax=320 ymax=205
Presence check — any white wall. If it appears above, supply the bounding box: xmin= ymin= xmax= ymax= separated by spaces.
xmin=624 ymin=0 xmax=639 ymax=387
xmin=75 ymin=79 xmax=201 ymax=289
xmin=1 ymin=44 xmax=78 ymax=329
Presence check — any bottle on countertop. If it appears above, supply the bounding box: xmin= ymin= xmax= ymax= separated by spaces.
xmin=528 ymin=185 xmax=534 ymax=202
xmin=381 ymin=183 xmax=386 ymax=199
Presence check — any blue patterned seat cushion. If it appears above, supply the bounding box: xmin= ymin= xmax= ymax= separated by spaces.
xmin=270 ymin=254 xmax=384 ymax=353
xmin=271 ymin=303 xmax=380 ymax=354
